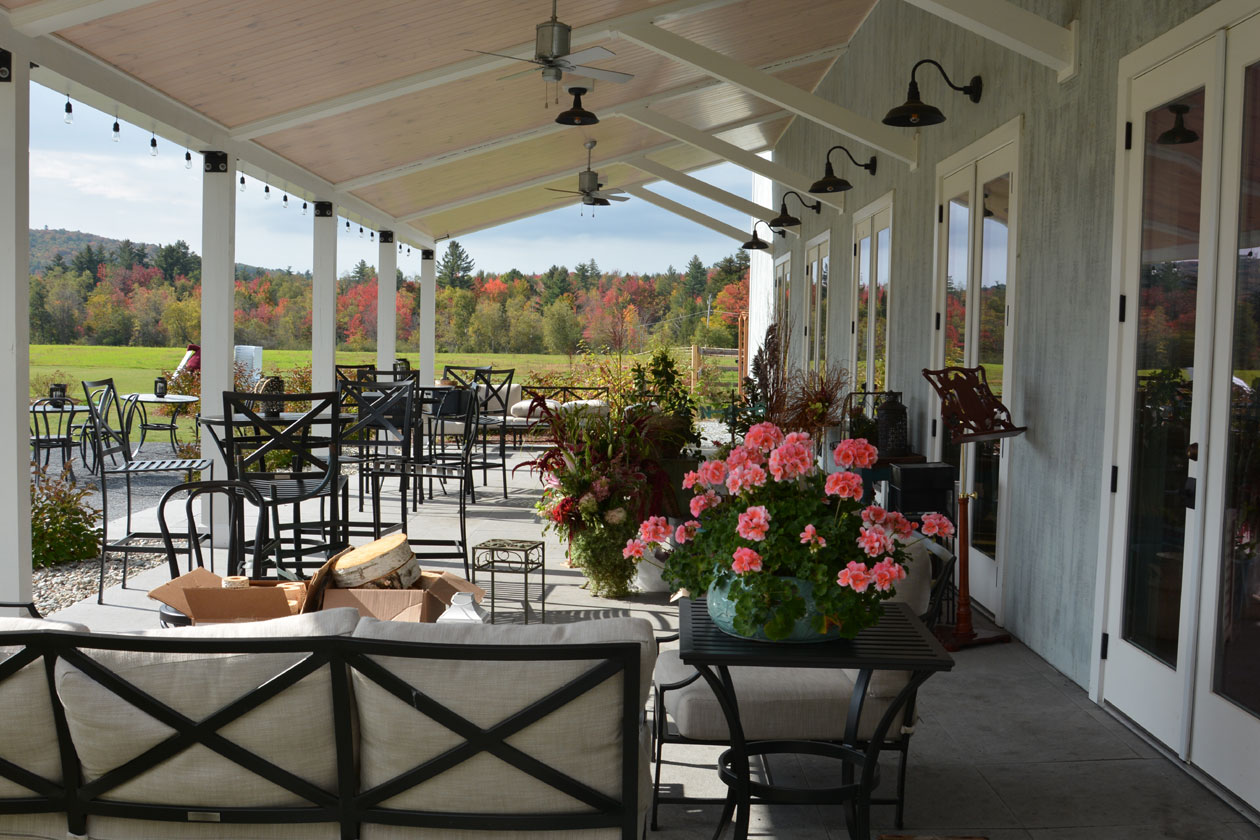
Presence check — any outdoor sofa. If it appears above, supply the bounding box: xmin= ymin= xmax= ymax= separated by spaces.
xmin=0 ymin=610 xmax=655 ymax=840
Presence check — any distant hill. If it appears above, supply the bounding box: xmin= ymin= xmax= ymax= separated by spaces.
xmin=29 ymin=227 xmax=273 ymax=277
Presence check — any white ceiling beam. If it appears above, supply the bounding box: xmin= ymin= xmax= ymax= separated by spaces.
xmin=622 ymin=105 xmax=844 ymax=212
xmin=229 ymin=0 xmax=748 ymax=141
xmin=0 ymin=16 xmax=433 ymax=248
xmin=338 ymin=43 xmax=845 ymax=193
xmin=401 ymin=110 xmax=783 ymax=221
xmin=10 ymin=0 xmax=162 ymax=37
xmin=626 ymin=156 xmax=796 ymax=237
xmin=617 ymin=22 xmax=917 ymax=166
xmin=622 ymin=186 xmax=747 ymax=242
xmin=901 ymin=0 xmax=1077 ymax=82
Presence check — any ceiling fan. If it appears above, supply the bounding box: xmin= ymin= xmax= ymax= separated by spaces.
xmin=547 ymin=140 xmax=630 ymax=206
xmin=469 ymin=0 xmax=635 ymax=85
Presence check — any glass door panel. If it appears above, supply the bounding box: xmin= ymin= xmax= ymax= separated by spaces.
xmin=806 ymin=256 xmax=817 ymax=370
xmin=874 ymin=225 xmax=891 ymax=391
xmin=942 ymin=177 xmax=971 ymax=474
xmin=855 ymin=230 xmax=872 ymax=390
xmin=1121 ymin=87 xmax=1206 ymax=668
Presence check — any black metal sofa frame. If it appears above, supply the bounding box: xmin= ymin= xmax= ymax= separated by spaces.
xmin=0 ymin=630 xmax=642 ymax=839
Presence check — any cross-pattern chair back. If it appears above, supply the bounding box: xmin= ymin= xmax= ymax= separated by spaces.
xmin=81 ymin=379 xmax=136 ymax=465
xmin=441 ymin=365 xmax=489 ymax=388
xmin=337 ymin=380 xmax=414 ymax=457
xmin=221 ymin=391 xmax=340 ymax=495
xmin=335 ymin=364 xmax=376 ymax=384
xmin=157 ymin=480 xmax=267 ymax=579
xmin=437 ymin=387 xmax=481 ymax=458
xmin=343 ymin=368 xmax=420 ymax=387
xmin=475 ymin=368 xmax=515 ymax=416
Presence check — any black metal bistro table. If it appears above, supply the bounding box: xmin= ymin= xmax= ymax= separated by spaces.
xmin=678 ymin=599 xmax=954 ymax=840
xmin=124 ymin=392 xmax=199 ymax=454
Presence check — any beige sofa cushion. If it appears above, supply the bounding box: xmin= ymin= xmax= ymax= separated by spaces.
xmin=52 ymin=610 xmax=360 ymax=814
xmin=658 ymin=539 xmax=939 ymax=744
xmin=351 ymin=617 xmax=655 ymax=840
xmin=509 ymin=397 xmax=559 ymax=418
xmin=557 ymin=399 xmax=609 ymax=417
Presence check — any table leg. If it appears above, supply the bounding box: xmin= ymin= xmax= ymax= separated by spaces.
xmin=695 ymin=664 xmax=748 ymax=840
xmin=167 ymin=402 xmax=185 ymax=454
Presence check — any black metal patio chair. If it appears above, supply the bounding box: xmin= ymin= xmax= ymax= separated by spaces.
xmin=82 ymin=378 xmax=214 ymax=604
xmin=220 ymin=390 xmax=348 ymax=579
xmin=30 ymin=397 xmax=79 ymax=475
xmin=336 ymin=379 xmax=415 ymax=539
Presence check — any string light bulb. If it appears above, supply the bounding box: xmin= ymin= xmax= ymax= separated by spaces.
xmin=370 ymin=231 xmax=375 ymax=243
xmin=184 ymin=150 xmax=192 ymax=170
xmin=264 ymin=184 xmax=270 ymax=200
xmin=64 ymin=96 xmax=73 ymax=125
xmin=302 ymin=201 xmax=308 ymax=216
xmin=149 ymin=133 xmax=158 ymax=156
xmin=239 ymin=175 xmax=246 ymax=192
xmin=359 ymin=226 xmax=364 ymax=239
xmin=112 ymin=119 xmax=120 ymax=142
xmin=282 ymin=194 xmax=289 ymax=209
xmin=407 ymin=247 xmax=411 ymax=257
xmin=345 ymin=220 xmax=350 ymax=234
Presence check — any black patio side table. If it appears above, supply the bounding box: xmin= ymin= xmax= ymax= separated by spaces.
xmin=472 ymin=538 xmax=546 ymax=623
xmin=678 ymin=599 xmax=953 ymax=840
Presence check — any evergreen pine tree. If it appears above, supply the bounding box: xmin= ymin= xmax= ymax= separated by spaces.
xmin=684 ymin=255 xmax=707 ymax=299
xmin=436 ymin=240 xmax=475 ymax=289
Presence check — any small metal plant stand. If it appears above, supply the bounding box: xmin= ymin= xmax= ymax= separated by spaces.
xmin=472 ymin=538 xmax=546 ymax=623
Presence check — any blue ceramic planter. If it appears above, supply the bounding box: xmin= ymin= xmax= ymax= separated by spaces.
xmin=706 ymin=576 xmax=845 ymax=643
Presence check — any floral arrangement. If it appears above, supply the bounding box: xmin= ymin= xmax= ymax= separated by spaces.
xmin=627 ymin=422 xmax=955 ymax=640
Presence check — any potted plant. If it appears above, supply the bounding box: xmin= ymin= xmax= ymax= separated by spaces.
xmin=626 ymin=422 xmax=955 ymax=641
xmin=521 ymin=400 xmax=681 ymax=598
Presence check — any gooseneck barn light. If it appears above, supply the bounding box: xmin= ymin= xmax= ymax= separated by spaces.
xmin=883 ymin=59 xmax=982 ymax=127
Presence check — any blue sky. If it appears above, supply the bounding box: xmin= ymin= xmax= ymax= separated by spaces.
xmin=29 ymin=83 xmax=754 ymax=276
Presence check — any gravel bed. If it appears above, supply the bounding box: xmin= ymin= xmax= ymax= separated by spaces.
xmin=33 ymin=550 xmax=167 ymax=616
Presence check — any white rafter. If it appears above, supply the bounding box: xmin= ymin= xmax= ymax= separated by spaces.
xmin=622 ymin=185 xmax=747 ymax=242
xmin=622 ymin=105 xmax=844 ymax=212
xmin=337 ymin=43 xmax=845 ymax=193
xmin=617 ymin=22 xmax=917 ymax=165
xmin=10 ymin=0 xmax=162 ymax=37
xmin=229 ymin=0 xmax=748 ymax=141
xmin=901 ymin=0 xmax=1077 ymax=82
xmin=626 ymin=156 xmax=796 ymax=236
xmin=400 ymin=110 xmax=784 ymax=221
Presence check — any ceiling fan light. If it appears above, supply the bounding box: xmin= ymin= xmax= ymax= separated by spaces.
xmin=556 ymin=87 xmax=599 ymax=126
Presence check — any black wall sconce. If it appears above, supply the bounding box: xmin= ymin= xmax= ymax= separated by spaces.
xmin=809 ymin=145 xmax=877 ymax=194
xmin=768 ymin=190 xmax=821 ymax=229
xmin=884 ymin=59 xmax=982 ymax=127
xmin=741 ymin=219 xmax=786 ymax=251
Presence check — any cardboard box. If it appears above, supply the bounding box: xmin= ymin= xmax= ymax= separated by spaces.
xmin=317 ymin=570 xmax=485 ymax=623
xmin=148 ymin=568 xmax=308 ymax=625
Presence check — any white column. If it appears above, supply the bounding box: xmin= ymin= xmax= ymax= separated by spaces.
xmin=312 ymin=204 xmax=338 ymax=392
xmin=418 ymin=250 xmax=436 ymax=384
xmin=376 ymin=231 xmax=397 ymax=372
xmin=0 ymin=47 xmax=32 ymax=612
xmin=200 ymin=152 xmax=236 ymax=455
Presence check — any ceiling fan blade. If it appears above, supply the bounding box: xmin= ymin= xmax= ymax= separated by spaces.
xmin=568 ymin=64 xmax=635 ymax=84
xmin=498 ymin=65 xmax=541 ymax=81
xmin=601 ymin=194 xmax=630 ymax=202
xmin=545 ymin=187 xmax=583 ymax=194
xmin=598 ymin=187 xmax=626 ymax=195
xmin=561 ymin=45 xmax=616 ymax=65
xmin=465 ymin=49 xmax=542 ymax=65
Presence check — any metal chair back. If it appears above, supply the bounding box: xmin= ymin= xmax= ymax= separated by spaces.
xmin=475 ymin=368 xmax=515 ymax=418
xmin=80 ymin=379 xmax=136 ymax=466
xmin=221 ymin=391 xmax=340 ymax=493
xmin=157 ymin=480 xmax=268 ymax=579
xmin=337 ymin=380 xmax=415 ymax=457
xmin=442 ymin=364 xmax=490 ymax=388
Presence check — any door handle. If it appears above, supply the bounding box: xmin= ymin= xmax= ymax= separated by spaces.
xmin=1183 ymin=476 xmax=1196 ymax=509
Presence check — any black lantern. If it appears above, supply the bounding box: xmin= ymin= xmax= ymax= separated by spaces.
xmin=884 ymin=59 xmax=982 ymax=127
xmin=876 ymin=391 xmax=909 ymax=457
xmin=154 ymin=377 xmax=167 ymax=398
xmin=49 ymin=383 xmax=67 ymax=408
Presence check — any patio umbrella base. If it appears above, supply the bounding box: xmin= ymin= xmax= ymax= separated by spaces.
xmin=934 ymin=623 xmax=1011 ymax=651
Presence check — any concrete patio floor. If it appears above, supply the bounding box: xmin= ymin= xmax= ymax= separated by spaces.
xmin=51 ymin=451 xmax=1260 ymax=840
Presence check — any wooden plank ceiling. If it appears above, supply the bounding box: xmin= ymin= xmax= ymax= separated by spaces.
xmin=5 ymin=0 xmax=878 ymax=239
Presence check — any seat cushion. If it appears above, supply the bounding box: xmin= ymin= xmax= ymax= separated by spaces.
xmin=510 ymin=397 xmax=559 ymax=418
xmin=351 ymin=618 xmax=655 ymax=837
xmin=53 ymin=610 xmax=361 ymax=810
xmin=557 ymin=399 xmax=609 ymax=417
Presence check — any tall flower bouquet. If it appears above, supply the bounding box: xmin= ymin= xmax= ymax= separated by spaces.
xmin=523 ymin=400 xmax=684 ymax=597
xmin=627 ymin=422 xmax=954 ymax=640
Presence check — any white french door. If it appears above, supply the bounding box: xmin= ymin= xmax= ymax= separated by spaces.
xmin=934 ymin=135 xmax=1019 ymax=617
xmin=1104 ymin=37 xmax=1222 ymax=755
xmin=805 ymin=233 xmax=830 ymax=372
xmin=851 ymin=197 xmax=892 ymax=393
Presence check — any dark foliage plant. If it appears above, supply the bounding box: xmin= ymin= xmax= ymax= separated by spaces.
xmin=30 ymin=465 xmax=102 ymax=569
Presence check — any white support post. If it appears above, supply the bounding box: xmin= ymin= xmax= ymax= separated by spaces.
xmin=312 ymin=204 xmax=337 ymax=392
xmin=199 ymin=152 xmax=234 ymax=544
xmin=618 ymin=22 xmax=918 ymax=165
xmin=376 ymin=231 xmax=397 ymax=372
xmin=623 ymin=106 xmax=846 ymax=213
xmin=418 ymin=250 xmax=436 ymax=384
xmin=621 ymin=185 xmax=749 ymax=242
xmin=0 ymin=46 xmax=32 ymax=612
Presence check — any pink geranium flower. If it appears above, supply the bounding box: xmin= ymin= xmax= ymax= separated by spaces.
xmin=833 ymin=438 xmax=879 ymax=469
xmin=871 ymin=558 xmax=906 ymax=592
xmin=768 ymin=441 xmax=814 ymax=481
xmin=920 ymin=512 xmax=955 ymax=538
xmin=858 ymin=526 xmax=893 ymax=557
xmin=725 ymin=444 xmax=765 ymax=469
xmin=745 ymin=422 xmax=785 ymax=453
xmin=622 ymin=539 xmax=646 ymax=560
xmin=726 ymin=463 xmax=768 ymax=495
xmin=824 ymin=471 xmax=864 ymax=499
xmin=799 ymin=523 xmax=826 ymax=549
xmin=697 ymin=459 xmax=728 ymax=487
xmin=783 ymin=431 xmax=813 ymax=448
xmin=861 ymin=505 xmax=888 ymax=527
xmin=675 ymin=520 xmax=700 ymax=544
xmin=639 ymin=515 xmax=671 ymax=544
xmin=736 ymin=505 xmax=771 ymax=541
xmin=837 ymin=560 xmax=872 ymax=592
xmin=689 ymin=490 xmax=720 ymax=518
xmin=681 ymin=470 xmax=702 ymax=490
xmin=885 ymin=511 xmax=915 ymax=539
xmin=732 ymin=547 xmax=763 ymax=574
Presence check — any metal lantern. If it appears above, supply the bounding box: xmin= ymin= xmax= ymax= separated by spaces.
xmin=877 ymin=391 xmax=910 ymax=457
xmin=49 ymin=383 xmax=67 ymax=407
xmin=154 ymin=377 xmax=168 ymax=398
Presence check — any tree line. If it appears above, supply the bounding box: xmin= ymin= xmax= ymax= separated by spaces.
xmin=28 ymin=235 xmax=749 ymax=354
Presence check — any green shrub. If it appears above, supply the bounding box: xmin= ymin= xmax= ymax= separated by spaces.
xmin=31 ymin=465 xmax=102 ymax=568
